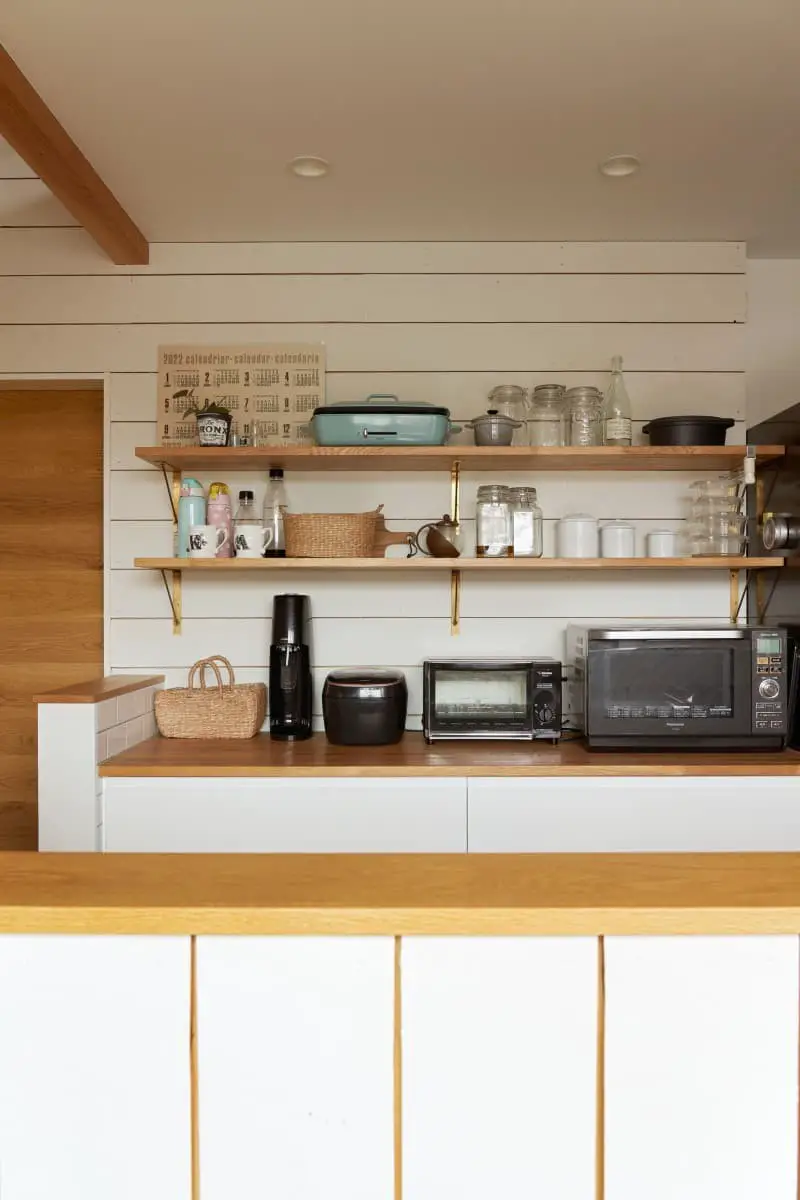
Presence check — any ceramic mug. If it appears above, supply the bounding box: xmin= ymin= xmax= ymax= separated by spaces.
xmin=646 ymin=529 xmax=678 ymax=558
xmin=234 ymin=525 xmax=274 ymax=558
xmin=189 ymin=525 xmax=229 ymax=558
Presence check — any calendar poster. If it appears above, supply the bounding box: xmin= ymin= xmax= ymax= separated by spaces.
xmin=157 ymin=343 xmax=326 ymax=446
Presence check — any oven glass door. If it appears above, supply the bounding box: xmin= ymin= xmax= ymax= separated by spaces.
xmin=587 ymin=636 xmax=752 ymax=737
xmin=431 ymin=667 xmax=530 ymax=727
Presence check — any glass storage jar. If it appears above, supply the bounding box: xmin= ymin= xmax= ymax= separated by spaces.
xmin=488 ymin=385 xmax=530 ymax=446
xmin=476 ymin=484 xmax=513 ymax=558
xmin=529 ymin=385 xmax=566 ymax=447
xmin=567 ymin=386 xmax=604 ymax=447
xmin=509 ymin=486 xmax=543 ymax=557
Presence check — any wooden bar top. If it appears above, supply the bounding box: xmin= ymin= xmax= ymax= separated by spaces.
xmin=99 ymin=731 xmax=800 ymax=777
xmin=36 ymin=675 xmax=164 ymax=705
xmin=2 ymin=853 xmax=800 ymax=935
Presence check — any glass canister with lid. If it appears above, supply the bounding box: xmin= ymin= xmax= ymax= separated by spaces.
xmin=566 ymin=386 xmax=604 ymax=447
xmin=529 ymin=384 xmax=566 ymax=447
xmin=488 ymin=384 xmax=530 ymax=446
xmin=476 ymin=484 xmax=513 ymax=557
xmin=509 ymin=486 xmax=543 ymax=557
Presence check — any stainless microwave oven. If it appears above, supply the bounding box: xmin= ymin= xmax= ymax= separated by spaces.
xmin=422 ymin=658 xmax=562 ymax=742
xmin=566 ymin=624 xmax=787 ymax=750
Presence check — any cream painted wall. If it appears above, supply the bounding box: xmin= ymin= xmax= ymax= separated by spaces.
xmin=0 ymin=217 xmax=744 ymax=726
xmin=746 ymin=260 xmax=800 ymax=429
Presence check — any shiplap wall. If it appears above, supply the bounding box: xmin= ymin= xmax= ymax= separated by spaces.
xmin=0 ymin=218 xmax=745 ymax=728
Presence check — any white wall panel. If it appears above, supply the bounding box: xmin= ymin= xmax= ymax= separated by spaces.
xmin=0 ymin=272 xmax=745 ymax=324
xmin=0 ymin=229 xmax=745 ymax=274
xmin=0 ymin=141 xmax=37 ymax=178
xmin=746 ymin=259 xmax=800 ymax=426
xmin=113 ymin=663 xmax=424 ymax=721
xmin=0 ymin=178 xmax=78 ymax=227
xmin=0 ymin=321 xmax=745 ymax=373
xmin=0 ymin=219 xmax=743 ymax=691
xmin=111 ymin=464 xmax=707 ymax=517
xmin=109 ymin=564 xmax=726 ymax=621
xmin=109 ymin=369 xmax=745 ymax=422
xmin=110 ymin=567 xmax=452 ymax=619
xmin=112 ymin=612 xmax=712 ymax=670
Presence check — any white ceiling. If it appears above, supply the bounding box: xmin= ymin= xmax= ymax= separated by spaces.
xmin=2 ymin=0 xmax=800 ymax=253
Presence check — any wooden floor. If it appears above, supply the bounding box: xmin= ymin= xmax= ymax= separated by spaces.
xmin=0 ymin=386 xmax=104 ymax=848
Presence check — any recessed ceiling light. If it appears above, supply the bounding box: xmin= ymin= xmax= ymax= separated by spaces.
xmin=288 ymin=156 xmax=330 ymax=178
xmin=599 ymin=154 xmax=641 ymax=178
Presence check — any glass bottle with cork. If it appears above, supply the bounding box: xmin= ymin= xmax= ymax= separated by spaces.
xmin=603 ymin=355 xmax=633 ymax=446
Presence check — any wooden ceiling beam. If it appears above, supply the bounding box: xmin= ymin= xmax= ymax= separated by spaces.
xmin=0 ymin=43 xmax=148 ymax=264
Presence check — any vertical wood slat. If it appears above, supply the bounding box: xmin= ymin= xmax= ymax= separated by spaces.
xmin=191 ymin=935 xmax=200 ymax=1200
xmin=395 ymin=936 xmax=403 ymax=1200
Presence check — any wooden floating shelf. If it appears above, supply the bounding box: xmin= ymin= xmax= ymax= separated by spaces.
xmin=134 ymin=444 xmax=786 ymax=474
xmin=135 ymin=556 xmax=783 ymax=572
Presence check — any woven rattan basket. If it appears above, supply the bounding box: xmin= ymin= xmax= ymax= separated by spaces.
xmin=155 ymin=656 xmax=267 ymax=739
xmin=284 ymin=506 xmax=382 ymax=558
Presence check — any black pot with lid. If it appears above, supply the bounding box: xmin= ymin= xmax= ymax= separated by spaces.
xmin=642 ymin=416 xmax=735 ymax=446
xmin=322 ymin=670 xmax=408 ymax=745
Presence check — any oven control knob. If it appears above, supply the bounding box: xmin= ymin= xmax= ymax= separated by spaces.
xmin=538 ymin=706 xmax=554 ymax=724
xmin=759 ymin=677 xmax=781 ymax=699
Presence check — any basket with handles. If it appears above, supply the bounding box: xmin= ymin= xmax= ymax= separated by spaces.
xmin=284 ymin=504 xmax=413 ymax=558
xmin=154 ymin=656 xmax=267 ymax=739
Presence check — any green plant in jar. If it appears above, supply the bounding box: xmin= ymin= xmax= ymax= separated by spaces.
xmin=182 ymin=399 xmax=233 ymax=447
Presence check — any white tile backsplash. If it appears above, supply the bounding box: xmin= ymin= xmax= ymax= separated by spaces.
xmin=117 ymin=692 xmax=141 ymax=724
xmin=106 ymin=724 xmax=128 ymax=758
xmin=96 ymin=698 xmax=118 ymax=732
xmin=124 ymin=716 xmax=146 ymax=746
xmin=95 ymin=732 xmax=108 ymax=764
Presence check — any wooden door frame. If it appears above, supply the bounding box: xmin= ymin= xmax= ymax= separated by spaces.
xmin=0 ymin=375 xmax=107 ymax=667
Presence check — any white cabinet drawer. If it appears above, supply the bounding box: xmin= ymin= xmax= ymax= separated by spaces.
xmin=0 ymin=936 xmax=190 ymax=1200
xmin=468 ymin=776 xmax=800 ymax=852
xmin=197 ymin=936 xmax=394 ymax=1200
xmin=606 ymin=936 xmax=799 ymax=1199
xmin=402 ymin=937 xmax=597 ymax=1199
xmin=104 ymin=776 xmax=467 ymax=852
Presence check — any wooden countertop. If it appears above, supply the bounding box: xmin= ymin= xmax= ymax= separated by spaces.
xmin=2 ymin=853 xmax=800 ymax=935
xmin=35 ymin=675 xmax=164 ymax=704
xmin=99 ymin=731 xmax=800 ymax=777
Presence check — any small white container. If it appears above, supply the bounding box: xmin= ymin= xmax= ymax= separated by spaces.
xmin=600 ymin=520 xmax=635 ymax=558
xmin=556 ymin=513 xmax=599 ymax=558
xmin=646 ymin=529 xmax=678 ymax=557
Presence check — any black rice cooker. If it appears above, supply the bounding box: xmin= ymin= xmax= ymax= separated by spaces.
xmin=322 ymin=670 xmax=408 ymax=745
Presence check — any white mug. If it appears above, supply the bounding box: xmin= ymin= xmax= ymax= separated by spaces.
xmin=646 ymin=529 xmax=678 ymax=558
xmin=234 ymin=525 xmax=274 ymax=558
xmin=189 ymin=525 xmax=229 ymax=558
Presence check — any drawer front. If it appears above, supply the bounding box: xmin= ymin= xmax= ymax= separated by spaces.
xmin=104 ymin=776 xmax=467 ymax=852
xmin=467 ymin=777 xmax=800 ymax=852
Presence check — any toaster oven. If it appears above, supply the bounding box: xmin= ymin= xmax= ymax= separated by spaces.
xmin=422 ymin=658 xmax=562 ymax=742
